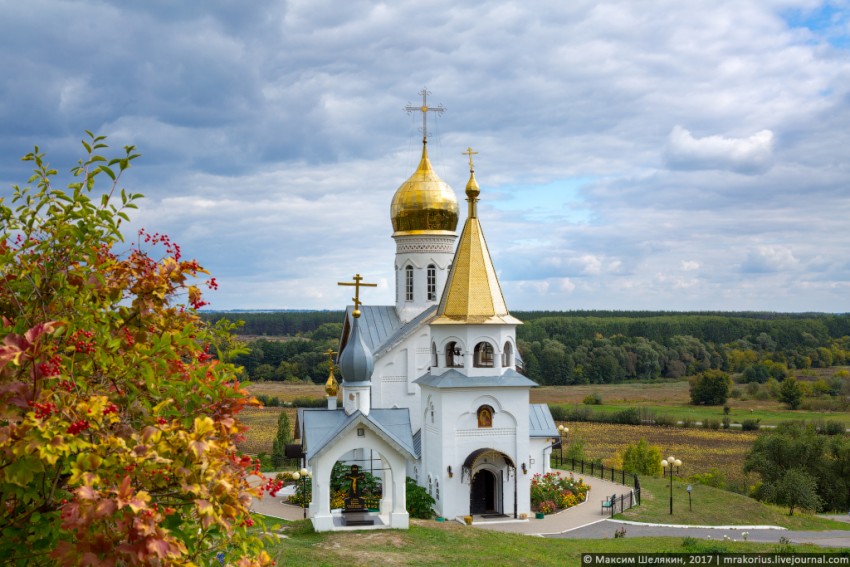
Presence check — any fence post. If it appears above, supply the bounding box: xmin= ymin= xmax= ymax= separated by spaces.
xmin=590 ymin=462 xmax=594 ymax=476
xmin=600 ymin=464 xmax=604 ymax=479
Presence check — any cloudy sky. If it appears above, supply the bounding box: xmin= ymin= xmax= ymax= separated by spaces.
xmin=2 ymin=0 xmax=850 ymax=313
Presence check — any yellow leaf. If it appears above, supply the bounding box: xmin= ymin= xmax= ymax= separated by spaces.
xmin=193 ymin=416 xmax=215 ymax=436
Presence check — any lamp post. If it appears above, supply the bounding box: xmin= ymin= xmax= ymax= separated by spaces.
xmin=299 ymin=467 xmax=310 ymax=518
xmin=661 ymin=456 xmax=682 ymax=515
xmin=557 ymin=424 xmax=569 ymax=465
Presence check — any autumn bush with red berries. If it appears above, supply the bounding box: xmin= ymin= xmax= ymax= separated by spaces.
xmin=0 ymin=134 xmax=274 ymax=565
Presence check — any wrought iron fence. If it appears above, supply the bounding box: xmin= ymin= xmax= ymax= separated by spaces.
xmin=552 ymin=455 xmax=641 ymax=514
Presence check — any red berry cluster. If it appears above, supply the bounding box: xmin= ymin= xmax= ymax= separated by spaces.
xmin=264 ymin=478 xmax=285 ymax=495
xmin=102 ymin=403 xmax=119 ymax=416
xmin=121 ymin=327 xmax=135 ymax=347
xmin=240 ymin=517 xmax=255 ymax=527
xmin=206 ymin=277 xmax=219 ymax=291
xmin=70 ymin=330 xmax=95 ymax=354
xmin=37 ymin=355 xmax=62 ymax=377
xmin=57 ymin=380 xmax=74 ymax=392
xmin=197 ymin=343 xmax=213 ymax=363
xmin=139 ymin=228 xmax=182 ymax=261
xmin=28 ymin=400 xmax=57 ymax=419
xmin=67 ymin=419 xmax=90 ymax=435
xmin=156 ymin=417 xmax=168 ymax=425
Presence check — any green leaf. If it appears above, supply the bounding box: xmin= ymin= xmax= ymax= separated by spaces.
xmin=5 ymin=456 xmax=44 ymax=487
xmin=99 ymin=165 xmax=116 ymax=180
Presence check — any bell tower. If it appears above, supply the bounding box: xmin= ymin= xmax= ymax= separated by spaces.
xmin=390 ymin=89 xmax=458 ymax=323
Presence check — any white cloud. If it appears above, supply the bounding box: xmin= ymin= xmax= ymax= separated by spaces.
xmin=741 ymin=246 xmax=799 ymax=274
xmin=2 ymin=0 xmax=850 ymax=312
xmin=664 ymin=126 xmax=775 ymax=174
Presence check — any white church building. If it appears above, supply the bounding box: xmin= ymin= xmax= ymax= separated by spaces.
xmin=295 ymin=102 xmax=558 ymax=531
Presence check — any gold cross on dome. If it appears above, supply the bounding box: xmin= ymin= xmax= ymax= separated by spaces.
xmin=405 ymin=88 xmax=445 ymax=143
xmin=324 ymin=348 xmax=338 ymax=368
xmin=337 ymin=273 xmax=377 ymax=318
xmin=463 ymin=147 xmax=478 ymax=171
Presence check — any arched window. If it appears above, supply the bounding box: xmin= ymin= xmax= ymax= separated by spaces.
xmin=502 ymin=341 xmax=513 ymax=368
xmin=405 ymin=265 xmax=414 ymax=301
xmin=477 ymin=405 xmax=494 ymax=428
xmin=446 ymin=341 xmax=463 ymax=368
xmin=431 ymin=342 xmax=438 ymax=368
xmin=474 ymin=342 xmax=495 ymax=368
xmin=426 ymin=264 xmax=436 ymax=301
xmin=435 ymin=479 xmax=440 ymax=500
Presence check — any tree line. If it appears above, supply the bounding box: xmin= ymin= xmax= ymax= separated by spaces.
xmin=203 ymin=311 xmax=850 ymax=385
xmin=518 ymin=314 xmax=850 ymax=385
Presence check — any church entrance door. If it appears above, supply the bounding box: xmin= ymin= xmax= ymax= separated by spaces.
xmin=470 ymin=469 xmax=497 ymax=515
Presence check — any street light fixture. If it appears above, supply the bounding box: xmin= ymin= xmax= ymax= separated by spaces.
xmin=661 ymin=456 xmax=682 ymax=515
xmin=299 ymin=467 xmax=310 ymax=519
xmin=557 ymin=424 xmax=569 ymax=465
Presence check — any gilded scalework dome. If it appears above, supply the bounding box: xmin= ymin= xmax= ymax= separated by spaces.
xmin=390 ymin=144 xmax=459 ymax=235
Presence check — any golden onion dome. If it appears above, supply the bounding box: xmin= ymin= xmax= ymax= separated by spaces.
xmin=391 ymin=145 xmax=459 ymax=235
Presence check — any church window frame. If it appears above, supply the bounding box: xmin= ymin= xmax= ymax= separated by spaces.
xmin=502 ymin=341 xmax=513 ymax=368
xmin=474 ymin=341 xmax=495 ymax=368
xmin=446 ymin=341 xmax=463 ymax=368
xmin=435 ymin=479 xmax=440 ymax=500
xmin=426 ymin=264 xmax=436 ymax=301
xmin=477 ymin=405 xmax=494 ymax=428
xmin=405 ymin=265 xmax=414 ymax=301
xmin=431 ymin=342 xmax=438 ymax=368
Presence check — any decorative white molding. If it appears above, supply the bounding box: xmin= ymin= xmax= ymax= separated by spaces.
xmin=456 ymin=428 xmax=516 ymax=438
xmin=394 ymin=235 xmax=456 ymax=255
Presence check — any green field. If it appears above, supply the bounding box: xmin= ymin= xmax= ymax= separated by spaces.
xmin=258 ymin=518 xmax=845 ymax=567
xmin=551 ymin=401 xmax=850 ymax=427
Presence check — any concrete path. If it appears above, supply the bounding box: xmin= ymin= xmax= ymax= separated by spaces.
xmin=248 ymin=471 xmax=850 ymax=549
xmin=249 ymin=470 xmax=633 ymax=530
xmin=467 ymin=471 xmax=634 ymax=535
xmin=250 ymin=487 xmax=311 ymax=522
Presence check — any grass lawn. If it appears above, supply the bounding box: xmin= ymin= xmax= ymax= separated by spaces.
xmin=256 ymin=518 xmax=846 ymax=567
xmin=550 ymin=401 xmax=850 ymax=427
xmin=617 ymin=476 xmax=850 ymax=531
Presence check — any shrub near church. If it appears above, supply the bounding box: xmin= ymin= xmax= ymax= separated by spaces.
xmin=0 ymin=136 xmax=271 ymax=564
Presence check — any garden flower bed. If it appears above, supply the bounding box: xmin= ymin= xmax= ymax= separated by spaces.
xmin=531 ymin=471 xmax=589 ymax=514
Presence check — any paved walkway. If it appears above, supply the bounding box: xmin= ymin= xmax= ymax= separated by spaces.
xmin=473 ymin=471 xmax=633 ymax=535
xmin=249 ymin=471 xmax=850 ymax=549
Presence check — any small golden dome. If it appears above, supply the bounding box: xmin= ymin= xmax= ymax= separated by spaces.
xmin=465 ymin=171 xmax=480 ymax=200
xmin=391 ymin=145 xmax=459 ymax=235
xmin=324 ymin=367 xmax=338 ymax=397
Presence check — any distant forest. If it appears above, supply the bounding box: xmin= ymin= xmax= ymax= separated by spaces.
xmin=201 ymin=311 xmax=850 ymax=387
